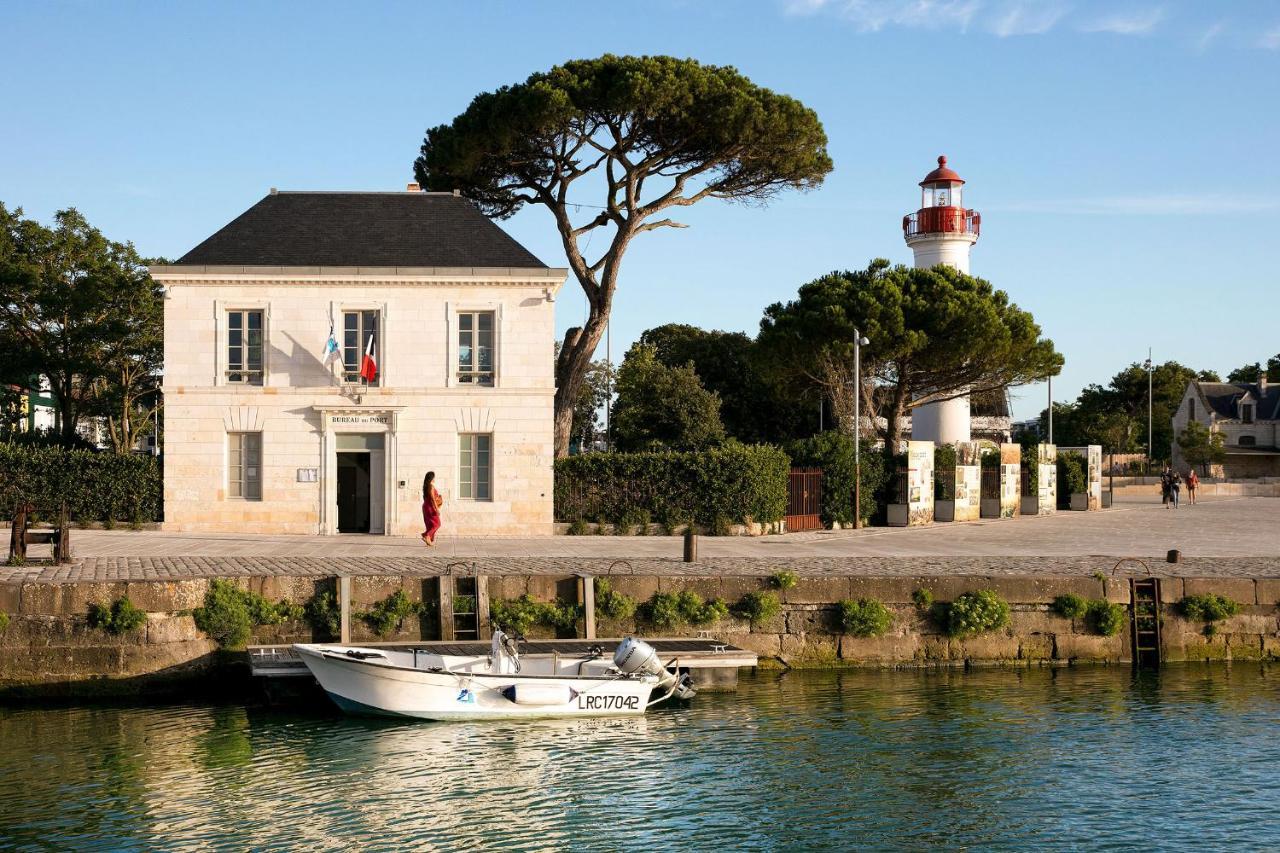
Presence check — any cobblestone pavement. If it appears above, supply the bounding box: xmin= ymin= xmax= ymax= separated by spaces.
xmin=4 ymin=496 xmax=1277 ymax=582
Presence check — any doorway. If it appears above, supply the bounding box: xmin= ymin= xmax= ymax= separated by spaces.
xmin=336 ymin=452 xmax=372 ymax=533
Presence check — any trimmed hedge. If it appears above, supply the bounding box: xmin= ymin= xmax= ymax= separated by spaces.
xmin=0 ymin=444 xmax=161 ymax=523
xmin=555 ymin=442 xmax=789 ymax=525
xmin=785 ymin=432 xmax=887 ymax=525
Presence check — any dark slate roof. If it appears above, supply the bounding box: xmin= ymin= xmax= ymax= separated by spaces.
xmin=174 ymin=191 xmax=547 ymax=268
xmin=1195 ymin=382 xmax=1280 ymax=421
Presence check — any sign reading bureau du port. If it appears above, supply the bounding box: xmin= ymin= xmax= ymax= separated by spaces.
xmin=330 ymin=414 xmax=390 ymax=425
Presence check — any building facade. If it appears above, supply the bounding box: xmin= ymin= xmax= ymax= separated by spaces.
xmin=1171 ymin=380 xmax=1280 ymax=478
xmin=155 ymin=188 xmax=566 ymax=536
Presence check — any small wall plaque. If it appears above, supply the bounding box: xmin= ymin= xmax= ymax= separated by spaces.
xmin=297 ymin=467 xmax=319 ymax=483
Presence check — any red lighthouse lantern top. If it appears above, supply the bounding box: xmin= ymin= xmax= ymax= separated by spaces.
xmin=904 ymin=155 xmax=980 ymax=240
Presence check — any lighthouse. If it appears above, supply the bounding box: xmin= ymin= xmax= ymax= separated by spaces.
xmin=903 ymin=155 xmax=981 ymax=445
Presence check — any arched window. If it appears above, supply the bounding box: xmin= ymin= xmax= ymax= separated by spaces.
xmin=1238 ymin=435 xmax=1256 ymax=446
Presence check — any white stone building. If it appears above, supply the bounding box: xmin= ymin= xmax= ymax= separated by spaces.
xmin=154 ymin=188 xmax=566 ymax=536
xmin=1171 ymin=379 xmax=1280 ymax=478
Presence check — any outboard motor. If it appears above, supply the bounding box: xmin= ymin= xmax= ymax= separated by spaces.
xmin=613 ymin=637 xmax=696 ymax=701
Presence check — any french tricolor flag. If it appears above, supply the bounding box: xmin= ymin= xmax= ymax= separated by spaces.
xmin=359 ymin=335 xmax=378 ymax=382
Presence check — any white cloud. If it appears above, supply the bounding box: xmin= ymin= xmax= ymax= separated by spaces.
xmin=784 ymin=0 xmax=982 ymax=32
xmin=990 ymin=194 xmax=1280 ymax=216
xmin=987 ymin=1 xmax=1068 ymax=37
xmin=1079 ymin=6 xmax=1165 ymax=35
xmin=1259 ymin=24 xmax=1280 ymax=49
xmin=1195 ymin=20 xmax=1226 ymax=53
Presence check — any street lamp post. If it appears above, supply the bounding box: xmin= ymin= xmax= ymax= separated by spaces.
xmin=1143 ymin=349 xmax=1154 ymax=474
xmin=853 ymin=330 xmax=870 ymax=529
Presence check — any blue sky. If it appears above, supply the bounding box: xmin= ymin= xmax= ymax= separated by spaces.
xmin=3 ymin=1 xmax=1278 ymax=419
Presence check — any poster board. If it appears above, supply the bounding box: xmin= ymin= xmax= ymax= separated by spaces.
xmin=954 ymin=441 xmax=982 ymax=522
xmin=1086 ymin=445 xmax=1102 ymax=510
xmin=1037 ymin=442 xmax=1057 ymax=516
xmin=906 ymin=440 xmax=935 ymax=525
xmin=999 ymin=443 xmax=1021 ymax=518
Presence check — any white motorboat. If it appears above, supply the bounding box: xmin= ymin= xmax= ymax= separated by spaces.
xmin=294 ymin=632 xmax=695 ymax=721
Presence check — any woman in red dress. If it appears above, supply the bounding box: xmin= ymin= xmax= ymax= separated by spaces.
xmin=421 ymin=471 xmax=442 ymax=546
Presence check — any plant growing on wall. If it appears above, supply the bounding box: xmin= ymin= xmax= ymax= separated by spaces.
xmin=737 ymin=591 xmax=781 ymax=626
xmin=641 ymin=591 xmax=728 ymax=630
xmin=1085 ymin=600 xmax=1126 ymax=637
xmin=911 ymin=588 xmax=934 ymax=610
xmin=304 ymin=588 xmax=342 ymax=639
xmin=361 ymin=589 xmax=425 ymax=637
xmin=1052 ymin=594 xmax=1089 ymax=620
xmin=946 ymin=590 xmax=1011 ymax=638
xmin=839 ymin=598 xmax=892 ymax=638
xmin=192 ymin=579 xmax=303 ymax=650
xmin=0 ymin=610 xmax=9 ymax=632
xmin=770 ymin=570 xmax=799 ymax=591
xmin=1178 ymin=594 xmax=1241 ymax=623
xmin=490 ymin=595 xmax=581 ymax=636
xmin=594 ymin=579 xmax=636 ymax=621
xmin=87 ymin=596 xmax=147 ymax=635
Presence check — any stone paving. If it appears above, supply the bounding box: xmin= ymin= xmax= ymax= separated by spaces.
xmin=3 ymin=495 xmax=1277 ymax=582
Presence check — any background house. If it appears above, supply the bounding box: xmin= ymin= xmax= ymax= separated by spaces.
xmin=1172 ymin=379 xmax=1280 ymax=478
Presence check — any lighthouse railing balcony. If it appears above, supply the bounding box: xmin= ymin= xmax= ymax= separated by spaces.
xmin=903 ymin=208 xmax=981 ymax=238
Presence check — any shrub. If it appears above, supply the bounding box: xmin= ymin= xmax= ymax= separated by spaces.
xmin=785 ymin=432 xmax=888 ymax=526
xmin=592 ymin=518 xmax=609 ymax=535
xmin=0 ymin=610 xmax=10 ymax=632
xmin=771 ymin=570 xmax=799 ymax=590
xmin=911 ymin=588 xmax=934 ymax=610
xmin=554 ymin=443 xmax=789 ymax=527
xmin=737 ymin=591 xmax=781 ymax=625
xmin=1052 ymin=594 xmax=1089 ymax=620
xmin=1020 ymin=446 xmax=1039 ymax=495
xmin=642 ymin=591 xmax=728 ymax=630
xmin=566 ymin=518 xmax=589 ymax=536
xmin=87 ymin=596 xmax=147 ymax=635
xmin=362 ymin=589 xmax=424 ymax=637
xmin=661 ymin=512 xmax=691 ymax=536
xmin=490 ymin=595 xmax=581 ymax=636
xmin=594 ymin=579 xmax=637 ymax=621
xmin=710 ymin=515 xmax=734 ymax=536
xmin=1056 ymin=452 xmax=1087 ymax=504
xmin=1179 ymin=594 xmax=1241 ymax=623
xmin=934 ymin=444 xmax=958 ymax=501
xmin=304 ymin=589 xmax=342 ymax=639
xmin=840 ymin=598 xmax=893 ymax=638
xmin=193 ymin=579 xmax=302 ymax=649
xmin=947 ymin=590 xmax=1011 ymax=638
xmin=0 ymin=444 xmax=162 ymax=524
xmin=1086 ymin=599 xmax=1126 ymax=637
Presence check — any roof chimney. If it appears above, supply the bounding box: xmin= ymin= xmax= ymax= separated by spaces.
xmin=406 ymin=182 xmax=421 ymax=192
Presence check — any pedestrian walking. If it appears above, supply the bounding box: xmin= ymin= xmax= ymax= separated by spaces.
xmin=421 ymin=471 xmax=443 ymax=546
xmin=1186 ymin=468 xmax=1199 ymax=505
xmin=1160 ymin=468 xmax=1172 ymax=507
xmin=1170 ymin=470 xmax=1181 ymax=508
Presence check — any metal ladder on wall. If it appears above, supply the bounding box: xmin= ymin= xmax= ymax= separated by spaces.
xmin=1130 ymin=578 xmax=1162 ymax=669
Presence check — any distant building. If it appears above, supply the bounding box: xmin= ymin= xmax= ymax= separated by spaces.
xmin=153 ymin=186 xmax=566 ymax=536
xmin=1172 ymin=379 xmax=1280 ymax=478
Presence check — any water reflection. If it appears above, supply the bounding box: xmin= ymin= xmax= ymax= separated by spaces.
xmin=0 ymin=664 xmax=1277 ymax=851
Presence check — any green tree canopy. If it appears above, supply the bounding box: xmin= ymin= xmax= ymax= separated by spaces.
xmin=638 ymin=323 xmax=808 ymax=444
xmin=758 ymin=259 xmax=1062 ymax=448
xmin=610 ymin=344 xmax=725 ymax=452
xmin=414 ymin=54 xmax=832 ymax=457
xmin=1227 ymin=355 xmax=1279 ymax=383
xmin=1177 ymin=421 xmax=1225 ymax=474
xmin=0 ymin=203 xmax=162 ymax=448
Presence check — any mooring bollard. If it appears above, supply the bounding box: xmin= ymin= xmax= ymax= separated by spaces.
xmin=683 ymin=529 xmax=697 ymax=563
xmin=1167 ymin=549 xmax=1182 ymax=564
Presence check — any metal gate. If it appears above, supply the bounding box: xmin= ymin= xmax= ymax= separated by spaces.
xmin=785 ymin=468 xmax=823 ymax=532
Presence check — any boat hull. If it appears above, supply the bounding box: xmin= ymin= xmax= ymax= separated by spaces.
xmin=294 ymin=645 xmax=658 ymax=721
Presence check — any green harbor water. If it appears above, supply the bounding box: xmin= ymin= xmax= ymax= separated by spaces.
xmin=1 ymin=664 xmax=1277 ymax=851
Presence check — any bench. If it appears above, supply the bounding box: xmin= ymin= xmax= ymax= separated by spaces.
xmin=8 ymin=503 xmax=71 ymax=564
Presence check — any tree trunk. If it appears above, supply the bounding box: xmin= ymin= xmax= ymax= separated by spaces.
xmin=883 ymin=383 xmax=909 ymax=451
xmin=553 ymin=319 xmax=608 ymax=458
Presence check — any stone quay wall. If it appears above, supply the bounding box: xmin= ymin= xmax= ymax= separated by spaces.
xmin=1 ymin=573 xmax=1277 ymax=697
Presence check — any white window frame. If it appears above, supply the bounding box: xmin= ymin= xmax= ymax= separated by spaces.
xmin=227 ymin=431 xmax=263 ymax=501
xmin=215 ymin=299 xmax=271 ymax=387
xmin=446 ymin=301 xmax=502 ymax=388
xmin=458 ymin=433 xmax=493 ymax=501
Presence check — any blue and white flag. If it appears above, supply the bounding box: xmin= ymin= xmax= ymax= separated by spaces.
xmin=323 ymin=320 xmax=340 ymax=366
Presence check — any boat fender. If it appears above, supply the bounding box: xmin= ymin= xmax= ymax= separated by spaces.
xmin=502 ymin=683 xmax=576 ymax=706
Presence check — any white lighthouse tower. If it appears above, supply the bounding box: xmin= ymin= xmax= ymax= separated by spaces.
xmin=903 ymin=155 xmax=981 ymax=445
